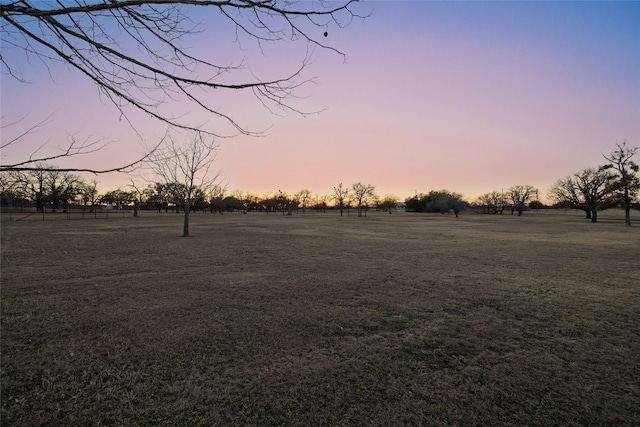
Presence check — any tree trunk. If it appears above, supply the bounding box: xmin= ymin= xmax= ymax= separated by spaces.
xmin=591 ymin=210 xmax=598 ymax=223
xmin=183 ymin=204 xmax=190 ymax=237
xmin=624 ymin=187 xmax=631 ymax=226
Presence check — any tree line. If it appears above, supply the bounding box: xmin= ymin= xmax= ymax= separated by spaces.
xmin=0 ymin=169 xmax=375 ymax=219
xmin=409 ymin=142 xmax=638 ymax=225
xmin=1 ymin=142 xmax=638 ymax=228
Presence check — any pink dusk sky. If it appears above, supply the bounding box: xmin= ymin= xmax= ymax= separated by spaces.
xmin=2 ymin=1 xmax=639 ymax=203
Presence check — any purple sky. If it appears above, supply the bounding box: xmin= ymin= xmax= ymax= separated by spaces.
xmin=2 ymin=1 xmax=639 ymax=202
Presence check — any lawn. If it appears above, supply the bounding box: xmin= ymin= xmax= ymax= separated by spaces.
xmin=1 ymin=210 xmax=639 ymax=426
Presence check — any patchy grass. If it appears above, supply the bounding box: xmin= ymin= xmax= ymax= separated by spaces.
xmin=1 ymin=211 xmax=639 ymax=426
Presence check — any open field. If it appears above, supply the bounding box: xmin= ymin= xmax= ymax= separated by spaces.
xmin=1 ymin=211 xmax=639 ymax=426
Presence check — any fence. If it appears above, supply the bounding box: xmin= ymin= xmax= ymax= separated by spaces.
xmin=0 ymin=207 xmax=134 ymax=221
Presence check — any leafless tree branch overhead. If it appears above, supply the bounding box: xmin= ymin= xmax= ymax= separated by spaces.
xmin=1 ymin=0 xmax=365 ymax=137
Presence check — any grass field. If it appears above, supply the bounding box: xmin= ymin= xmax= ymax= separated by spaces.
xmin=1 ymin=210 xmax=639 ymax=426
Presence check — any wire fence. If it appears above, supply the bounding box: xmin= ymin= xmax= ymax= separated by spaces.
xmin=0 ymin=207 xmax=134 ymax=221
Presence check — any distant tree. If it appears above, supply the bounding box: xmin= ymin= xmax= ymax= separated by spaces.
xmin=295 ymin=189 xmax=313 ymax=214
xmin=0 ymin=171 xmax=28 ymax=208
xmin=222 ymin=195 xmax=243 ymax=212
xmin=8 ymin=165 xmax=82 ymax=212
xmin=333 ymin=183 xmax=350 ymax=217
xmin=151 ymin=183 xmax=172 ymax=213
xmin=404 ymin=195 xmax=423 ymax=212
xmin=191 ymin=187 xmax=208 ymax=212
xmin=508 ymin=185 xmax=537 ymax=216
xmin=148 ymin=131 xmax=219 ymax=237
xmin=476 ymin=191 xmax=507 ymax=214
xmin=79 ymin=179 xmax=100 ymax=212
xmin=549 ymin=176 xmax=589 ymax=218
xmin=57 ymin=172 xmax=84 ymax=212
xmin=602 ymin=141 xmax=639 ymax=226
xmin=430 ymin=190 xmax=466 ymax=217
xmin=529 ymin=200 xmax=546 ymax=210
xmin=100 ymin=188 xmax=133 ymax=209
xmin=312 ymin=194 xmax=329 ymax=212
xmin=128 ymin=180 xmax=149 ymax=217
xmin=276 ymin=190 xmax=293 ymax=215
xmin=351 ymin=182 xmax=376 ymax=217
xmin=208 ymin=184 xmax=228 ymax=214
xmin=549 ymin=168 xmax=616 ymax=222
xmin=378 ymin=195 xmax=398 ymax=214
xmin=405 ymin=190 xmax=466 ymax=217
xmin=11 ymin=166 xmax=47 ymax=212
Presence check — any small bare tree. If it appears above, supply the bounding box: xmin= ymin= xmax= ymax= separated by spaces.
xmin=332 ymin=183 xmax=349 ymax=217
xmin=149 ymin=131 xmax=220 ymax=237
xmin=295 ymin=189 xmax=312 ymax=214
xmin=476 ymin=191 xmax=507 ymax=215
xmin=508 ymin=185 xmax=537 ymax=216
xmin=351 ymin=182 xmax=376 ymax=217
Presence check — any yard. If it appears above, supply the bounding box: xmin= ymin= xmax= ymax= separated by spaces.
xmin=1 ymin=210 xmax=639 ymax=425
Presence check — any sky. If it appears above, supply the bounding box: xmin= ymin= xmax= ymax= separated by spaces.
xmin=2 ymin=1 xmax=639 ymax=203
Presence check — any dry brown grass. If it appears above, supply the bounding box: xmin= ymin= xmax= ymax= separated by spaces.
xmin=2 ymin=210 xmax=639 ymax=426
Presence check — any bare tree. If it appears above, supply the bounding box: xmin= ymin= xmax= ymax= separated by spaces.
xmin=313 ymin=193 xmax=329 ymax=212
xmin=78 ymin=179 xmax=100 ymax=212
xmin=476 ymin=191 xmax=507 ymax=215
xmin=351 ymin=182 xmax=376 ymax=217
xmin=602 ymin=141 xmax=639 ymax=226
xmin=1 ymin=1 xmax=364 ymax=171
xmin=549 ymin=168 xmax=616 ymax=222
xmin=378 ymin=194 xmax=397 ymax=214
xmin=12 ymin=167 xmax=48 ymax=212
xmin=332 ymin=183 xmax=349 ymax=217
xmin=294 ymin=188 xmax=312 ymax=213
xmin=508 ymin=185 xmax=537 ymax=216
xmin=148 ymin=131 xmax=220 ymax=237
xmin=128 ymin=180 xmax=157 ymax=217
xmin=0 ymin=172 xmax=17 ymax=207
xmin=7 ymin=164 xmax=81 ymax=212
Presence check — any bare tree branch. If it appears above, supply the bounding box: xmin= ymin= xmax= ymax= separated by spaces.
xmin=2 ymin=0 xmax=366 ymax=137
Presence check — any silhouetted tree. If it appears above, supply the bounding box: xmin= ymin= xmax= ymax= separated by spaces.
xmin=333 ymin=183 xmax=350 ymax=217
xmin=295 ymin=189 xmax=312 ymax=214
xmin=378 ymin=195 xmax=398 ymax=214
xmin=476 ymin=191 xmax=507 ymax=214
xmin=79 ymin=179 xmax=100 ymax=212
xmin=602 ymin=141 xmax=639 ymax=226
xmin=351 ymin=182 xmax=376 ymax=217
xmin=208 ymin=184 xmax=228 ymax=214
xmin=508 ymin=185 xmax=537 ymax=216
xmin=549 ymin=168 xmax=615 ymax=222
xmin=101 ymin=188 xmax=134 ymax=209
xmin=149 ymin=131 xmax=219 ymax=237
